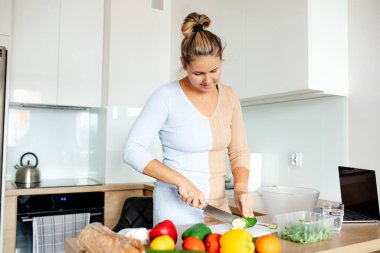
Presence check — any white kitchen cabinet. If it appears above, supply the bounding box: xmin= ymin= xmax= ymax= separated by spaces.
xmin=57 ymin=0 xmax=104 ymax=107
xmin=0 ymin=0 xmax=12 ymax=36
xmin=241 ymin=0 xmax=348 ymax=105
xmin=9 ymin=0 xmax=104 ymax=107
xmin=9 ymin=0 xmax=60 ymax=105
xmin=104 ymin=0 xmax=171 ymax=107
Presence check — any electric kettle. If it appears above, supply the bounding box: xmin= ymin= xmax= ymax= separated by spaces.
xmin=14 ymin=152 xmax=41 ymax=185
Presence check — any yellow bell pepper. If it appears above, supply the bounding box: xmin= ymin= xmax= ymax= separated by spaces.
xmin=220 ymin=229 xmax=255 ymax=253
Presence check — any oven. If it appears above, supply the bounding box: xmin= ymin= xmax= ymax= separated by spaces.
xmin=15 ymin=191 xmax=104 ymax=253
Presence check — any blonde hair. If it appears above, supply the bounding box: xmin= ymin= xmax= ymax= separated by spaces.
xmin=181 ymin=12 xmax=224 ymax=68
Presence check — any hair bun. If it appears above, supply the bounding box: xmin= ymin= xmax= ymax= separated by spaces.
xmin=181 ymin=12 xmax=211 ymax=38
xmin=180 ymin=12 xmax=223 ymax=68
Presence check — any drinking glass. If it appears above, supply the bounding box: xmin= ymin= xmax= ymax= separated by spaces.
xmin=323 ymin=202 xmax=344 ymax=233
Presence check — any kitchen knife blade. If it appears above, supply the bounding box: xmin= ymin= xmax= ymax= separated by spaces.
xmin=203 ymin=204 xmax=240 ymax=223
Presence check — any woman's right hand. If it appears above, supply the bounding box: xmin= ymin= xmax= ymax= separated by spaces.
xmin=177 ymin=179 xmax=207 ymax=209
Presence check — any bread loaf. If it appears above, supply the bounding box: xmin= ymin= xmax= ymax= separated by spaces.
xmin=77 ymin=222 xmax=145 ymax=253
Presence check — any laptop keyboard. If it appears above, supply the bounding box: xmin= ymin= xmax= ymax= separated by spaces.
xmin=344 ymin=209 xmax=375 ymax=221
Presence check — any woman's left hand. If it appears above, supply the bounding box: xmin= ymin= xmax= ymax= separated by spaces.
xmin=234 ymin=191 xmax=254 ymax=218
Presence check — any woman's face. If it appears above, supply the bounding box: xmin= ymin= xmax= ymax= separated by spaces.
xmin=184 ymin=55 xmax=222 ymax=92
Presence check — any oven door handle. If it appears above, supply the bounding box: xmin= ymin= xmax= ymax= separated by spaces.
xmin=20 ymin=212 xmax=103 ymax=223
xmin=90 ymin=212 xmax=103 ymax=217
xmin=20 ymin=216 xmax=33 ymax=223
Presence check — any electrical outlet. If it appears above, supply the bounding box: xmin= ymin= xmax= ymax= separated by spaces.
xmin=151 ymin=0 xmax=164 ymax=10
xmin=290 ymin=153 xmax=302 ymax=167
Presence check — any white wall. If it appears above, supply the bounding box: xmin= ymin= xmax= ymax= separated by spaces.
xmin=0 ymin=35 xmax=9 ymax=48
xmin=105 ymin=0 xmax=171 ymax=107
xmin=103 ymin=0 xmax=171 ymax=182
xmin=348 ymin=1 xmax=380 ymax=184
xmin=242 ymin=96 xmax=348 ymax=201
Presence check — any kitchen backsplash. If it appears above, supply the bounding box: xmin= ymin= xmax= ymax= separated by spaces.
xmin=104 ymin=106 xmax=157 ymax=183
xmin=6 ymin=104 xmax=106 ymax=183
xmin=5 ymin=95 xmax=348 ymax=202
xmin=242 ymin=96 xmax=348 ymax=201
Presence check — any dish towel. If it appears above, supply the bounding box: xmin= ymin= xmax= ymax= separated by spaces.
xmin=33 ymin=213 xmax=90 ymax=253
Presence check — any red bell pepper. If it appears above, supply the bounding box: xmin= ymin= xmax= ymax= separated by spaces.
xmin=205 ymin=233 xmax=221 ymax=253
xmin=149 ymin=219 xmax=178 ymax=243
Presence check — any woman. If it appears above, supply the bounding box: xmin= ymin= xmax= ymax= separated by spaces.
xmin=123 ymin=12 xmax=253 ymax=225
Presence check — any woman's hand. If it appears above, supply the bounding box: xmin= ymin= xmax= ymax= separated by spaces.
xmin=177 ymin=179 xmax=207 ymax=209
xmin=234 ymin=191 xmax=254 ymax=218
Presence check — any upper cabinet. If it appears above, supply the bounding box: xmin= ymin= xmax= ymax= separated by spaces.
xmin=241 ymin=0 xmax=348 ymax=105
xmin=171 ymin=0 xmax=348 ymax=105
xmin=104 ymin=0 xmax=171 ymax=107
xmin=8 ymin=0 xmax=104 ymax=107
xmin=0 ymin=0 xmax=12 ymax=36
xmin=0 ymin=0 xmax=12 ymax=47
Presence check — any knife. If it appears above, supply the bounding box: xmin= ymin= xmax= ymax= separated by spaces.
xmin=203 ymin=204 xmax=277 ymax=229
xmin=202 ymin=204 xmax=240 ymax=223
xmin=177 ymin=191 xmax=240 ymax=223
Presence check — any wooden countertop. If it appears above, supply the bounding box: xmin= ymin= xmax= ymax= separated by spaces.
xmin=63 ymin=190 xmax=380 ymax=253
xmin=4 ymin=180 xmax=155 ymax=196
xmin=65 ymin=215 xmax=380 ymax=253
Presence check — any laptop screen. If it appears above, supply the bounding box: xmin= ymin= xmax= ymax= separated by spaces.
xmin=338 ymin=166 xmax=380 ymax=220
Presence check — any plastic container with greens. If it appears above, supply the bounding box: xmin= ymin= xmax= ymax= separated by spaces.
xmin=274 ymin=211 xmax=335 ymax=244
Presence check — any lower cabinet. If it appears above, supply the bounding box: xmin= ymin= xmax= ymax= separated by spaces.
xmin=2 ymin=184 xmax=154 ymax=253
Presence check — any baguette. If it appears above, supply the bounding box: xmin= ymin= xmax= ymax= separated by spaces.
xmin=77 ymin=222 xmax=145 ymax=253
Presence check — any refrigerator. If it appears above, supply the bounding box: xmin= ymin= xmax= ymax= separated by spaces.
xmin=0 ymin=46 xmax=6 ymax=212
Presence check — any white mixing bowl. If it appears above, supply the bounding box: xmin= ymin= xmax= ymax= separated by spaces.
xmin=259 ymin=186 xmax=320 ymax=217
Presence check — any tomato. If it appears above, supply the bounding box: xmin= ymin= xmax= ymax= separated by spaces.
xmin=182 ymin=236 xmax=206 ymax=252
xmin=220 ymin=229 xmax=254 ymax=253
xmin=204 ymin=233 xmax=221 ymax=253
xmin=150 ymin=235 xmax=175 ymax=251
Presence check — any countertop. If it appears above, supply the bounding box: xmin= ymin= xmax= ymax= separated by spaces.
xmin=63 ymin=188 xmax=380 ymax=253
xmin=4 ymin=180 xmax=155 ymax=196
xmin=6 ymin=182 xmax=380 ymax=253
xmin=65 ymin=214 xmax=380 ymax=253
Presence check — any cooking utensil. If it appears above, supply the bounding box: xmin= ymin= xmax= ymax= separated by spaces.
xmin=14 ymin=152 xmax=41 ymax=186
xmin=180 ymin=191 xmax=277 ymax=228
xmin=203 ymin=204 xmax=240 ymax=223
xmin=203 ymin=204 xmax=277 ymax=229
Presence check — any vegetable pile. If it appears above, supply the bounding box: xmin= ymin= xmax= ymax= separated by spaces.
xmin=121 ymin=218 xmax=281 ymax=253
xmin=279 ymin=219 xmax=332 ymax=244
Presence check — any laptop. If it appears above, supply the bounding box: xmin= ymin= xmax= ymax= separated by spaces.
xmin=338 ymin=166 xmax=380 ymax=223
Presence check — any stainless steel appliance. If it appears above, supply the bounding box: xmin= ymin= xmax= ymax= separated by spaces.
xmin=16 ymin=191 xmax=104 ymax=253
xmin=14 ymin=152 xmax=41 ymax=187
xmin=0 ymin=46 xmax=7 ymax=221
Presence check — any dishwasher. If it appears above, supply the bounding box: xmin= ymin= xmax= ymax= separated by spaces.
xmin=16 ymin=191 xmax=104 ymax=253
